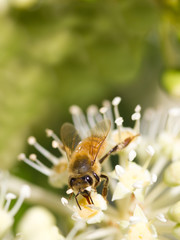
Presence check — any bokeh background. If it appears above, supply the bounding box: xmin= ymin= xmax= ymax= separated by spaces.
xmin=1 ymin=0 xmax=180 ymax=196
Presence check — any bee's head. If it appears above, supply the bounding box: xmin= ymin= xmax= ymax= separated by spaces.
xmin=69 ymin=174 xmax=93 ymax=193
xmin=69 ymin=175 xmax=95 ymax=208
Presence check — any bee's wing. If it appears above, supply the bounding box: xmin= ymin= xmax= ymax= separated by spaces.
xmin=60 ymin=123 xmax=81 ymax=160
xmin=90 ymin=119 xmax=111 ymax=138
xmin=90 ymin=119 xmax=111 ymax=165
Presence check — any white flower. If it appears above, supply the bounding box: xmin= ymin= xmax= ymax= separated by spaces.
xmin=18 ymin=131 xmax=68 ymax=188
xmin=61 ymin=191 xmax=107 ymax=224
xmin=0 ymin=172 xmax=31 ymax=239
xmin=124 ymin=205 xmax=158 ymax=240
xmin=17 ymin=206 xmax=65 ymax=240
xmin=112 ymin=162 xmax=152 ymax=202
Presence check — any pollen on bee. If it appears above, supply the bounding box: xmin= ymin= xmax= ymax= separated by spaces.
xmin=66 ymin=188 xmax=74 ymax=194
xmin=85 ymin=186 xmax=92 ymax=192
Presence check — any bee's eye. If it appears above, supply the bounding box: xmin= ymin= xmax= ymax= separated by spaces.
xmin=70 ymin=178 xmax=76 ymax=187
xmin=82 ymin=175 xmax=93 ymax=185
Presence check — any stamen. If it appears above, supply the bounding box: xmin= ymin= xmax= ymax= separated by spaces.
xmin=131 ymin=113 xmax=141 ymax=121
xmin=145 ymin=182 xmax=167 ymax=206
xmin=4 ymin=193 xmax=16 ymax=211
xmin=169 ymin=108 xmax=180 ymax=117
xmin=61 ymin=197 xmax=69 ymax=206
xmin=135 ymin=105 xmax=141 ymax=113
xmin=112 ymin=96 xmax=121 ymax=120
xmin=66 ymin=222 xmax=86 ymax=240
xmin=69 ymin=105 xmax=81 ymax=115
xmin=45 ymin=129 xmax=64 ymax=154
xmin=87 ymin=105 xmax=99 ymax=127
xmin=156 ymin=213 xmax=167 ymax=223
xmin=151 ymin=173 xmax=157 ymax=184
xmin=115 ymin=117 xmax=123 ymax=126
xmin=143 ymin=145 xmax=155 ymax=170
xmin=18 ymin=153 xmax=52 ymax=176
xmin=52 ymin=140 xmax=58 ymax=149
xmin=150 ymin=156 xmax=167 ymax=177
xmin=115 ymin=117 xmax=124 ymax=140
xmin=141 ymin=108 xmax=157 ymax=137
xmin=146 ymin=145 xmax=155 ymax=157
xmin=69 ymin=105 xmax=90 ymax=139
xmin=102 ymin=100 xmax=114 ymax=129
xmin=132 ymin=105 xmax=141 ymax=133
xmin=85 ymin=227 xmax=117 ymax=240
xmin=27 ymin=136 xmax=36 ymax=145
xmin=99 ymin=107 xmax=108 ymax=119
xmin=133 ymin=181 xmax=143 ymax=189
xmin=129 ymin=216 xmax=142 ymax=224
xmin=9 ymin=185 xmax=31 ymax=217
xmin=45 ymin=129 xmax=53 ymax=137
xmin=29 ymin=154 xmax=51 ymax=170
xmin=29 ymin=153 xmax=37 ymax=161
xmin=128 ymin=150 xmax=137 ymax=162
xmin=112 ymin=96 xmax=121 ymax=106
xmin=27 ymin=137 xmax=59 ymax=165
xmin=115 ymin=165 xmax=125 ymax=177
xmin=166 ymin=107 xmax=180 ymax=136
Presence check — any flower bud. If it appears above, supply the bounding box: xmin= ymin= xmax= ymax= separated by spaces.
xmin=0 ymin=210 xmax=13 ymax=238
xmin=164 ymin=161 xmax=180 ymax=186
xmin=168 ymin=201 xmax=180 ymax=223
xmin=173 ymin=224 xmax=180 ymax=238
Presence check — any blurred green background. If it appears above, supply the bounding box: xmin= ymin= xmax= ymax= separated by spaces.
xmin=1 ymin=0 xmax=180 ymax=172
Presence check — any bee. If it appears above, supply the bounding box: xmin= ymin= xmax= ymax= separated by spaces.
xmin=61 ymin=119 xmax=136 ymax=209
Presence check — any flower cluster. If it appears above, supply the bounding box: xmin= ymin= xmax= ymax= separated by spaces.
xmin=18 ymin=97 xmax=180 ymax=240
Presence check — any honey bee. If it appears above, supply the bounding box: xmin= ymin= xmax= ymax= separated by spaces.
xmin=61 ymin=119 xmax=136 ymax=209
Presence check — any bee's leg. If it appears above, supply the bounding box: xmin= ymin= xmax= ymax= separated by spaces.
xmin=99 ymin=135 xmax=138 ymax=164
xmin=83 ymin=190 xmax=94 ymax=205
xmin=92 ymin=171 xmax=100 ymax=187
xmin=100 ymin=174 xmax=109 ymax=199
xmin=89 ymin=195 xmax=94 ymax=204
xmin=75 ymin=192 xmax=81 ymax=210
xmin=68 ymin=193 xmax=74 ymax=200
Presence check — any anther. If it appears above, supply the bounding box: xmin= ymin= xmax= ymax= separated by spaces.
xmin=128 ymin=150 xmax=137 ymax=162
xmin=69 ymin=105 xmax=81 ymax=115
xmin=61 ymin=197 xmax=69 ymax=206
xmin=45 ymin=129 xmax=53 ymax=137
xmin=112 ymin=97 xmax=121 ymax=106
xmin=27 ymin=136 xmax=36 ymax=145
xmin=29 ymin=154 xmax=37 ymax=161
xmin=115 ymin=117 xmax=123 ymax=126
